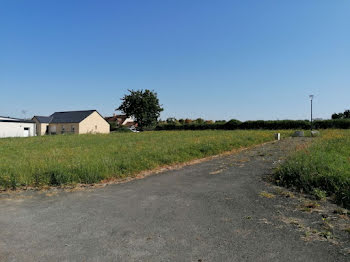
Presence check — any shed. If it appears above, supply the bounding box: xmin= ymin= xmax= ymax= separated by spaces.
xmin=0 ymin=116 xmax=36 ymax=138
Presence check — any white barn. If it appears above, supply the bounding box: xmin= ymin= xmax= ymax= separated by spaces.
xmin=0 ymin=116 xmax=36 ymax=138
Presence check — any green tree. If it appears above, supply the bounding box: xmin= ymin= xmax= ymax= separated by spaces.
xmin=224 ymin=119 xmax=242 ymax=129
xmin=194 ymin=118 xmax=205 ymax=124
xmin=215 ymin=120 xmax=227 ymax=124
xmin=332 ymin=113 xmax=343 ymax=119
xmin=166 ymin=117 xmax=177 ymax=124
xmin=331 ymin=110 xmax=350 ymax=119
xmin=117 ymin=89 xmax=163 ymax=130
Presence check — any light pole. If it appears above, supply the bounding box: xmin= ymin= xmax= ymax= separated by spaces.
xmin=309 ymin=95 xmax=314 ymax=131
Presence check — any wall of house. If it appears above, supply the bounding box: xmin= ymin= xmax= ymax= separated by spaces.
xmin=0 ymin=122 xmax=36 ymax=138
xmin=79 ymin=111 xmax=110 ymax=134
xmin=40 ymin=123 xmax=49 ymax=135
xmin=49 ymin=123 xmax=79 ymax=135
xmin=33 ymin=118 xmax=49 ymax=136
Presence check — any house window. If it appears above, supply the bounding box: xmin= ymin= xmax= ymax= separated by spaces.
xmin=62 ymin=125 xmax=65 ymax=134
xmin=95 ymin=125 xmax=97 ymax=130
xmin=71 ymin=125 xmax=75 ymax=132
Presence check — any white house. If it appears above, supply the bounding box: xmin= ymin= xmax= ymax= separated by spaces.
xmin=0 ymin=116 xmax=36 ymax=138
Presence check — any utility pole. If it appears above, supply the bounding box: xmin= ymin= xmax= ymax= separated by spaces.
xmin=309 ymin=95 xmax=314 ymax=131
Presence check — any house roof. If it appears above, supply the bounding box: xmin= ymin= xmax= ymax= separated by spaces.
xmin=50 ymin=110 xmax=96 ymax=123
xmin=33 ymin=116 xmax=52 ymax=123
xmin=0 ymin=116 xmax=35 ymax=123
xmin=105 ymin=115 xmax=128 ymax=122
xmin=0 ymin=116 xmax=17 ymax=120
xmin=34 ymin=110 xmax=97 ymax=124
xmin=124 ymin=121 xmax=137 ymax=127
xmin=104 ymin=115 xmax=136 ymax=126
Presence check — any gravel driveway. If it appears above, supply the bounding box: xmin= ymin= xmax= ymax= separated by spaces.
xmin=0 ymin=138 xmax=349 ymax=261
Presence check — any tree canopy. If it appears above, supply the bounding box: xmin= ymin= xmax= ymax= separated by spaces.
xmin=116 ymin=89 xmax=163 ymax=130
xmin=332 ymin=109 xmax=350 ymax=119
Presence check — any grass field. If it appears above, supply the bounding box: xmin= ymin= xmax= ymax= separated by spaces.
xmin=275 ymin=130 xmax=350 ymax=208
xmin=0 ymin=130 xmax=293 ymax=190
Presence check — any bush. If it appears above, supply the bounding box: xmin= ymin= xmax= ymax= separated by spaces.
xmin=314 ymin=119 xmax=350 ymax=129
xmin=114 ymin=126 xmax=131 ymax=132
xmin=224 ymin=119 xmax=241 ymax=129
xmin=109 ymin=121 xmax=118 ymax=131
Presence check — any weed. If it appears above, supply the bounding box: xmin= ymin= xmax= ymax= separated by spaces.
xmin=259 ymin=191 xmax=276 ymax=199
xmin=333 ymin=208 xmax=348 ymax=215
xmin=275 ymin=130 xmax=350 ymax=208
xmin=305 ymin=201 xmax=319 ymax=209
xmin=322 ymin=217 xmax=334 ymax=232
xmin=290 ymin=219 xmax=301 ymax=226
xmin=274 ymin=187 xmax=294 ymax=198
xmin=297 ymin=200 xmax=320 ymax=212
xmin=313 ymin=188 xmax=327 ymax=201
xmin=319 ymin=231 xmax=333 ymax=239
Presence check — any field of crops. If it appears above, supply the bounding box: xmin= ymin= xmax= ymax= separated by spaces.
xmin=0 ymin=130 xmax=293 ymax=190
xmin=276 ymin=130 xmax=350 ymax=208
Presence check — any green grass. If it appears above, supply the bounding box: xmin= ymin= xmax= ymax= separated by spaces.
xmin=0 ymin=130 xmax=292 ymax=190
xmin=275 ymin=130 xmax=350 ymax=208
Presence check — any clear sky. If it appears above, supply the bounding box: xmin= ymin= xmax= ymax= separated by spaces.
xmin=1 ymin=0 xmax=349 ymax=121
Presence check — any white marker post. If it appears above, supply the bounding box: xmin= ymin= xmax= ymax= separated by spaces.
xmin=275 ymin=133 xmax=281 ymax=141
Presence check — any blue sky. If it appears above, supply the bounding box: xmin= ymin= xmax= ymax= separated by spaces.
xmin=1 ymin=0 xmax=349 ymax=121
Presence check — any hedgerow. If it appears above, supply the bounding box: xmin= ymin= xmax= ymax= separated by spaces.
xmin=156 ymin=119 xmax=350 ymax=131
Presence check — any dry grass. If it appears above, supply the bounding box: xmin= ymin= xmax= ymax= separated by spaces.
xmin=259 ymin=191 xmax=276 ymax=199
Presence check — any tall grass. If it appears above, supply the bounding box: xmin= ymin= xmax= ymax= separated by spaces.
xmin=275 ymin=130 xmax=350 ymax=208
xmin=0 ymin=130 xmax=290 ymax=189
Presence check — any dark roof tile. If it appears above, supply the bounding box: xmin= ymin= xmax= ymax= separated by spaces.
xmin=50 ymin=110 xmax=96 ymax=123
xmin=34 ymin=116 xmax=52 ymax=123
xmin=33 ymin=110 xmax=97 ymax=124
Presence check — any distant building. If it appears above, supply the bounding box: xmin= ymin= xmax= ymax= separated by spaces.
xmin=32 ymin=110 xmax=110 ymax=135
xmin=0 ymin=116 xmax=36 ymax=138
xmin=105 ymin=114 xmax=137 ymax=127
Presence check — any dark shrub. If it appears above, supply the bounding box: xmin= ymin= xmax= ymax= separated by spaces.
xmin=224 ymin=119 xmax=241 ymax=130
xmin=109 ymin=122 xmax=118 ymax=131
xmin=114 ymin=126 xmax=132 ymax=132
